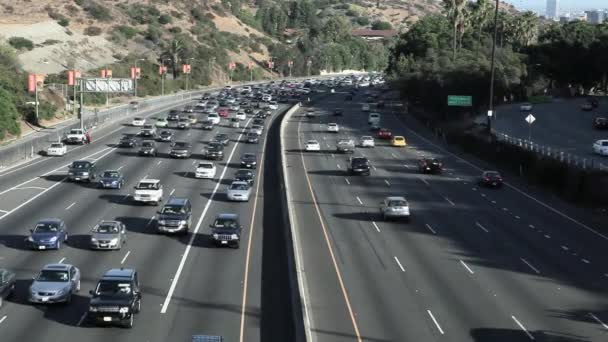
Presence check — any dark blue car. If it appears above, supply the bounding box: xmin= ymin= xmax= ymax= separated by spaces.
xmin=97 ymin=170 xmax=125 ymax=189
xmin=28 ymin=219 xmax=68 ymax=250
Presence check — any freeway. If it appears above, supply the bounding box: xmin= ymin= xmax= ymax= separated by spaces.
xmin=282 ymin=90 xmax=608 ymax=341
xmin=493 ymin=98 xmax=608 ymax=168
xmin=0 ymin=94 xmax=285 ymax=341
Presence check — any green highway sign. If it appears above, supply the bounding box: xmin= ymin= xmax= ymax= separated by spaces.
xmin=447 ymin=95 xmax=472 ymax=107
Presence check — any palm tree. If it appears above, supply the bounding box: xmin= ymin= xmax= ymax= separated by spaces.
xmin=443 ymin=0 xmax=468 ymax=61
xmin=167 ymin=39 xmax=184 ymax=79
xmin=472 ymin=0 xmax=492 ymax=53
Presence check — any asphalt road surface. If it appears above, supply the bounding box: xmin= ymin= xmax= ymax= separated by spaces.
xmin=493 ymin=98 xmax=608 ymax=168
xmin=282 ymin=90 xmax=608 ymax=342
xmin=0 ymin=96 xmax=287 ymax=341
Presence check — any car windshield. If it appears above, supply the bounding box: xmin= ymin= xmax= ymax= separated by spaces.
xmin=102 ymin=172 xmax=119 ymax=178
xmin=213 ymin=218 xmax=239 ymax=229
xmin=174 ymin=142 xmax=189 ymax=148
xmin=248 ymin=133 xmax=257 ymax=137
xmin=37 ymin=270 xmax=69 ymax=282
xmin=307 ymin=140 xmax=318 ymax=144
xmin=50 ymin=143 xmax=63 ymax=148
xmin=235 ymin=170 xmax=252 ymax=178
xmin=136 ymin=182 xmax=156 ymax=190
xmin=388 ymin=200 xmax=407 ymax=207
xmin=134 ymin=118 xmax=143 ymax=121
xmin=352 ymin=158 xmax=368 ymax=165
xmin=198 ymin=163 xmax=213 ymax=169
xmin=230 ymin=183 xmax=249 ymax=190
xmin=71 ymin=162 xmax=90 ymax=169
xmin=243 ymin=154 xmax=255 ymax=160
xmin=162 ymin=205 xmax=186 ymax=214
xmin=95 ymin=280 xmax=132 ymax=296
xmin=94 ymin=223 xmax=119 ymax=234
xmin=216 ymin=134 xmax=228 ymax=139
xmin=34 ymin=222 xmax=60 ymax=233
xmin=161 ymin=131 xmax=171 ymax=135
xmin=142 ymin=142 xmax=154 ymax=147
xmin=485 ymin=172 xmax=500 ymax=178
xmin=120 ymin=136 xmax=132 ymax=140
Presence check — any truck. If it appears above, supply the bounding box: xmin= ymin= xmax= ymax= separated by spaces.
xmin=64 ymin=128 xmax=87 ymax=144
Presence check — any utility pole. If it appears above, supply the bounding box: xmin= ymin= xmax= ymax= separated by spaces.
xmin=34 ymin=79 xmax=39 ymax=124
xmin=79 ymin=78 xmax=84 ymax=130
xmin=134 ymin=58 xmax=144 ymax=98
xmin=487 ymin=0 xmax=500 ymax=134
xmin=185 ymin=57 xmax=194 ymax=91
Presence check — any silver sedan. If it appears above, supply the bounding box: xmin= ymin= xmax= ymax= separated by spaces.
xmin=90 ymin=220 xmax=127 ymax=250
xmin=226 ymin=181 xmax=252 ymax=202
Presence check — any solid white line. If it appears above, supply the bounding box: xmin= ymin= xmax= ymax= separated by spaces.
xmin=345 ymin=178 xmax=350 ymax=185
xmin=520 ymin=258 xmax=540 ymax=274
xmin=146 ymin=216 xmax=155 ymax=227
xmin=427 ymin=310 xmax=445 ymax=335
xmin=419 ymin=177 xmax=430 ymax=186
xmin=394 ymin=257 xmax=405 ymax=272
xmin=384 ymin=180 xmax=390 ymax=186
xmin=444 ymin=197 xmax=455 ymax=206
xmin=14 ymin=186 xmax=47 ymax=191
xmin=590 ymin=313 xmax=608 ymax=329
xmin=0 ymin=179 xmax=65 ymax=222
xmin=121 ymin=251 xmax=131 ymax=265
xmin=460 ymin=260 xmax=474 ymax=274
xmin=425 ymin=224 xmax=437 ymax=234
xmin=169 ymin=188 xmax=175 ymax=196
xmin=511 ymin=315 xmax=535 ymax=340
xmin=161 ymin=118 xmax=251 ymax=314
xmin=0 ymin=209 xmax=8 ymax=213
xmin=0 ymin=315 xmax=6 ymax=324
xmin=77 ymin=312 xmax=87 ymax=326
xmin=58 ymin=257 xmax=66 ymax=264
xmin=372 ymin=221 xmax=381 ymax=232
xmin=65 ymin=202 xmax=76 ymax=210
xmin=356 ymin=196 xmax=363 ymax=205
xmin=475 ymin=222 xmax=490 ymax=233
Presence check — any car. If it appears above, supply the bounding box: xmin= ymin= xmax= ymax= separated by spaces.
xmin=252 ymin=118 xmax=265 ymax=126
xmin=581 ymin=102 xmax=594 ymax=111
xmin=333 ymin=108 xmax=343 ymax=116
xmin=97 ymin=170 xmax=125 ymax=189
xmin=391 ymin=136 xmax=407 ymax=147
xmin=138 ymin=140 xmax=157 ymax=157
xmin=188 ymin=114 xmax=198 ymax=125
xmin=195 ymin=162 xmax=217 ymax=179
xmin=132 ymin=117 xmax=146 ymax=127
xmin=0 ymin=268 xmax=16 ymax=308
xmin=210 ymin=213 xmax=243 ymax=248
xmin=201 ymin=119 xmax=215 ymax=130
xmin=377 ymin=100 xmax=385 ymax=109
xmin=262 ymin=94 xmax=272 ymax=102
xmin=236 ymin=112 xmax=246 ymax=121
xmin=479 ymin=171 xmax=503 ymax=187
xmin=246 ymin=132 xmax=259 ymax=144
xmin=336 ymin=139 xmax=355 ymax=153
xmin=593 ymin=139 xmax=608 ymax=156
xmin=234 ymin=169 xmax=255 ymax=186
xmin=64 ymin=128 xmax=87 ymax=144
xmin=268 ymin=101 xmax=278 ymax=110
xmin=418 ymin=158 xmax=443 ymax=174
xmin=327 ymin=123 xmax=340 ymax=133
xmin=230 ymin=118 xmax=240 ymax=128
xmin=157 ymin=130 xmax=173 ymax=142
xmin=167 ymin=111 xmax=180 ymax=121
xmin=156 ymin=197 xmax=192 ymax=235
xmin=380 ymin=197 xmax=410 ymax=221
xmin=304 ymin=140 xmax=320 ymax=151
xmin=47 ymin=142 xmax=67 ymax=156
xmin=119 ymin=134 xmax=137 ymax=147
xmin=170 ymin=141 xmax=192 ymax=158
xmin=348 ymin=157 xmax=370 ymax=175
xmin=205 ymin=142 xmax=224 ymax=160
xmin=360 ymin=136 xmax=375 ymax=148
xmin=88 ymin=268 xmax=141 ymax=328
xmin=207 ymin=113 xmax=221 ymax=125
xmin=229 ymin=103 xmax=241 ymax=111
xmin=226 ymin=181 xmax=252 ymax=202
xmin=133 ymin=179 xmax=163 ymax=205
xmin=519 ymin=103 xmax=533 ymax=111
xmin=368 ymin=113 xmax=381 ymax=125
xmin=29 ymin=264 xmax=80 ymax=304
xmin=218 ymin=107 xmax=230 ymax=117
xmin=594 ymin=117 xmax=608 ymax=129
xmin=377 ymin=128 xmax=392 ymax=140
xmin=214 ymin=133 xmax=230 ymax=146
xmin=361 ymin=104 xmax=370 ymax=112
xmin=90 ymin=220 xmax=127 ymax=250
xmin=140 ymin=125 xmax=156 ymax=138
xmin=28 ymin=218 xmax=68 ymax=250
xmin=68 ymin=160 xmax=96 ymax=182
xmin=177 ymin=118 xmax=191 ymax=130
xmin=155 ymin=117 xmax=169 ymax=128
xmin=183 ymin=105 xmax=195 ymax=113
xmin=250 ymin=125 xmax=263 ymax=136
xmin=305 ymin=110 xmax=316 ymax=118
xmin=240 ymin=152 xmax=257 ymax=169
xmin=370 ymin=123 xmax=381 ymax=131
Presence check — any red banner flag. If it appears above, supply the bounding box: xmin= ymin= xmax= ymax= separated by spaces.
xmin=28 ymin=74 xmax=36 ymax=92
xmin=75 ymin=71 xmax=82 ymax=78
xmin=182 ymin=64 xmax=191 ymax=74
xmin=228 ymin=62 xmax=236 ymax=71
xmin=68 ymin=70 xmax=75 ymax=86
xmin=101 ymin=69 xmax=112 ymax=78
xmin=288 ymin=60 xmax=293 ymax=66
xmin=159 ymin=65 xmax=168 ymax=75
xmin=130 ymin=67 xmax=141 ymax=79
xmin=247 ymin=62 xmax=253 ymax=70
xmin=267 ymin=60 xmax=274 ymax=69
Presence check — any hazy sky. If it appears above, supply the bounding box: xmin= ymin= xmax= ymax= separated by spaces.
xmin=509 ymin=0 xmax=607 ymax=12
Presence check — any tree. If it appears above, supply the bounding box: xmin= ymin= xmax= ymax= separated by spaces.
xmin=471 ymin=0 xmax=492 ymax=54
xmin=167 ymin=39 xmax=184 ymax=78
xmin=322 ymin=17 xmax=351 ymax=44
xmin=371 ymin=20 xmax=392 ymax=30
xmin=443 ymin=0 xmax=468 ymax=60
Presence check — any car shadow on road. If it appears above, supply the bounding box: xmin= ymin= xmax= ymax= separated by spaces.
xmin=470 ymin=328 xmax=590 ymax=342
xmin=66 ymin=234 xmax=93 ymax=250
xmin=306 ymin=170 xmax=347 ymax=177
xmin=0 ymin=235 xmax=37 ymax=251
xmin=115 ymin=216 xmax=157 ymax=236
xmin=188 ymin=233 xmax=217 ymax=249
xmin=200 ymin=192 xmax=233 ymax=203
xmin=40 ymin=174 xmax=68 ymax=183
xmin=173 ymin=171 xmax=193 ymax=179
xmin=98 ymin=193 xmax=132 ymax=205
xmin=333 ymin=212 xmax=378 ymax=222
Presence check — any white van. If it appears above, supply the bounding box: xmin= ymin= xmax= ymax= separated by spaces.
xmin=593 ymin=140 xmax=608 ymax=156
xmin=362 ymin=104 xmax=370 ymax=112
xmin=368 ymin=112 xmax=381 ymax=125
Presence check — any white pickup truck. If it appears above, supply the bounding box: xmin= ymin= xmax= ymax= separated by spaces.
xmin=132 ymin=179 xmax=163 ymax=205
xmin=64 ymin=128 xmax=87 ymax=144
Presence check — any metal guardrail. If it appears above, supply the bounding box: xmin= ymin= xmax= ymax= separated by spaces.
xmin=495 ymin=132 xmax=608 ymax=172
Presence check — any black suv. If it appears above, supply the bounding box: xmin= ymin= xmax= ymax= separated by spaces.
xmin=418 ymin=158 xmax=443 ymax=174
xmin=68 ymin=160 xmax=96 ymax=182
xmin=246 ymin=132 xmax=259 ymax=144
xmin=170 ymin=142 xmax=192 ymax=158
xmin=205 ymin=142 xmax=224 ymax=160
xmin=210 ymin=213 xmax=243 ymax=248
xmin=594 ymin=117 xmax=608 ymax=130
xmin=119 ymin=134 xmax=137 ymax=148
xmin=234 ymin=169 xmax=255 ymax=185
xmin=240 ymin=153 xmax=257 ymax=169
xmin=88 ymin=268 xmax=141 ymax=328
xmin=213 ymin=133 xmax=230 ymax=146
xmin=348 ymin=157 xmax=370 ymax=176
xmin=158 ymin=130 xmax=173 ymax=142
xmin=156 ymin=197 xmax=192 ymax=235
xmin=167 ymin=110 xmax=180 ymax=121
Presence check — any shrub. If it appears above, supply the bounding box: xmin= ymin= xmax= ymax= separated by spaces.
xmin=170 ymin=10 xmax=182 ymax=19
xmin=114 ymin=25 xmax=138 ymax=39
xmin=371 ymin=20 xmax=393 ymax=30
xmin=355 ymin=16 xmax=370 ymax=26
xmin=158 ymin=14 xmax=172 ymax=25
xmin=74 ymin=0 xmax=84 ymax=6
xmin=169 ymin=27 xmax=182 ymax=34
xmin=42 ymin=39 xmax=61 ymax=46
xmin=86 ymin=1 xmax=112 ymax=21
xmin=8 ymin=37 xmax=34 ymax=51
xmin=58 ymin=18 xmax=70 ymax=27
xmin=345 ymin=9 xmax=358 ymax=17
xmin=0 ymin=87 xmax=21 ymax=139
xmin=65 ymin=4 xmax=79 ymax=15
xmin=145 ymin=24 xmax=162 ymax=43
xmin=84 ymin=26 xmax=102 ymax=36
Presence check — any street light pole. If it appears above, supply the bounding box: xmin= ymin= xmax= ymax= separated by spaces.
xmin=487 ymin=0 xmax=500 ymax=134
xmin=134 ymin=58 xmax=145 ymax=98
xmin=185 ymin=57 xmax=194 ymax=91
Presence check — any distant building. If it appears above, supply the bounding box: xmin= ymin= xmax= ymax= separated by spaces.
xmin=546 ymin=0 xmax=559 ymax=20
xmin=585 ymin=10 xmax=605 ymax=24
xmin=351 ymin=29 xmax=398 ymax=41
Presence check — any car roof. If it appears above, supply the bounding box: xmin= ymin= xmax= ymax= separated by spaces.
xmin=230 ymin=181 xmax=249 ymax=186
xmin=43 ymin=263 xmax=71 ymax=270
xmin=139 ymin=179 xmax=160 ymax=184
xmin=216 ymin=213 xmax=239 ymax=220
xmin=166 ymin=197 xmax=189 ymax=205
xmin=103 ymin=268 xmax=135 ymax=280
xmin=386 ymin=196 xmax=407 ymax=201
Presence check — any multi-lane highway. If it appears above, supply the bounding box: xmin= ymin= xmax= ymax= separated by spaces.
xmin=283 ymin=90 xmax=608 ymax=341
xmin=0 ymin=94 xmax=287 ymax=341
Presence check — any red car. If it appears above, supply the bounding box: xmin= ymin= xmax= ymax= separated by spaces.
xmin=377 ymin=128 xmax=392 ymax=139
xmin=218 ymin=107 xmax=230 ymax=117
